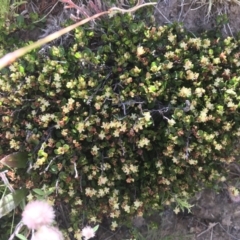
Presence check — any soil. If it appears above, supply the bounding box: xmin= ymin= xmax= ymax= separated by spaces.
xmin=7 ymin=0 xmax=240 ymax=239
xmin=154 ymin=0 xmax=240 ymax=38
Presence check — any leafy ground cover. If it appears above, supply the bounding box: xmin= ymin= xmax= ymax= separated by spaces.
xmin=0 ymin=1 xmax=240 ymax=240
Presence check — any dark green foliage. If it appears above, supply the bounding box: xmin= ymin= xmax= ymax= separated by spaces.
xmin=0 ymin=12 xmax=240 ymax=235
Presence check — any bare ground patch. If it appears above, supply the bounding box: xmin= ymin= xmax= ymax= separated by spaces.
xmin=154 ymin=0 xmax=240 ymax=38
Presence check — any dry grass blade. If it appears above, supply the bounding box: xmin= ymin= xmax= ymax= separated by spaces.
xmin=197 ymin=0 xmax=240 ymax=18
xmin=177 ymin=0 xmax=240 ymax=23
xmin=197 ymin=222 xmax=218 ymax=238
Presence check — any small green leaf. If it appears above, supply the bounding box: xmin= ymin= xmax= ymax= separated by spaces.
xmin=59 ymin=172 xmax=67 ymax=180
xmin=63 ymin=144 xmax=69 ymax=150
xmin=93 ymin=224 xmax=99 ymax=232
xmin=16 ymin=233 xmax=28 ymax=240
xmin=0 ymin=188 xmax=27 ymax=218
xmin=16 ymin=15 xmax=25 ymax=26
xmin=18 ymin=65 xmax=25 ymax=73
xmin=148 ymin=85 xmax=157 ymax=93
xmin=46 ymin=188 xmax=55 ymax=196
xmin=37 ymin=150 xmax=47 ymax=158
xmin=0 ymin=152 xmax=28 ymax=168
xmin=56 ymin=142 xmax=62 ymax=148
xmin=50 ymin=165 xmax=58 ymax=174
xmin=29 ymin=12 xmax=39 ymax=21
xmin=74 ymin=52 xmax=81 ymax=58
xmin=32 ymin=188 xmax=45 ymax=196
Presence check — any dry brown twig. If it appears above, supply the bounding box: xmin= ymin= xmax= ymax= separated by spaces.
xmin=197 ymin=222 xmax=218 ymax=238
xmin=0 ymin=1 xmax=156 ymax=70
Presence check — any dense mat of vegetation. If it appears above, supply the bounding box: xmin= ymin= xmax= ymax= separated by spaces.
xmin=0 ymin=8 xmax=240 ymax=239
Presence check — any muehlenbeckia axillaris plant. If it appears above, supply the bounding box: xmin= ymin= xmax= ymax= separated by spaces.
xmin=1 ymin=0 xmax=240 ymax=238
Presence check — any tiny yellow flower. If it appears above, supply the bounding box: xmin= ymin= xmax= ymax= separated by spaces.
xmin=202 ymin=39 xmax=210 ymax=48
xmin=99 ymin=131 xmax=105 ymax=140
xmin=168 ymin=33 xmax=176 ymax=42
xmin=9 ymin=65 xmax=16 ymax=72
xmin=189 ymin=159 xmax=197 ymax=165
xmin=123 ymin=205 xmax=130 ymax=213
xmin=178 ymin=87 xmax=192 ymax=97
xmin=27 ymin=193 xmax=34 ymax=201
xmin=184 ymin=60 xmax=193 ymax=70
xmin=137 ymin=137 xmax=150 ymax=148
xmin=120 ymin=124 xmax=127 ymax=132
xmin=90 ymin=216 xmax=97 ymax=223
xmin=173 ymin=207 xmax=180 ymax=214
xmin=129 ymin=164 xmax=138 ymax=173
xmin=130 ymin=113 xmax=137 ymax=120
xmin=74 ymin=230 xmax=82 ymax=240
xmin=111 ymin=221 xmax=118 ymax=230
xmin=113 ymin=130 xmax=120 ymax=137
xmin=98 ymin=176 xmax=108 ymax=186
xmin=54 ymin=73 xmax=61 ymax=81
xmin=85 ymin=188 xmax=96 ymax=197
xmin=134 ymin=200 xmax=143 ymax=209
xmin=91 ymin=145 xmax=99 ymax=155
xmin=186 ymin=70 xmax=199 ymax=80
xmin=143 ymin=112 xmax=151 ymax=121
xmin=168 ymin=119 xmax=176 ymax=126
xmin=113 ymin=202 xmax=119 ymax=210
xmin=75 ymin=199 xmax=82 ymax=205
xmin=137 ymin=46 xmax=145 ymax=56
xmin=213 ymin=58 xmax=221 ymax=64
xmin=179 ymin=42 xmax=187 ymax=49
xmin=122 ymin=165 xmax=130 ymax=175
xmin=77 ymin=122 xmax=85 ymax=133
xmin=195 ymin=87 xmax=205 ymax=97
xmin=110 ymin=212 xmax=115 ymax=218
xmin=104 ymin=187 xmax=110 ymax=194
xmin=98 ymin=189 xmax=105 ymax=197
